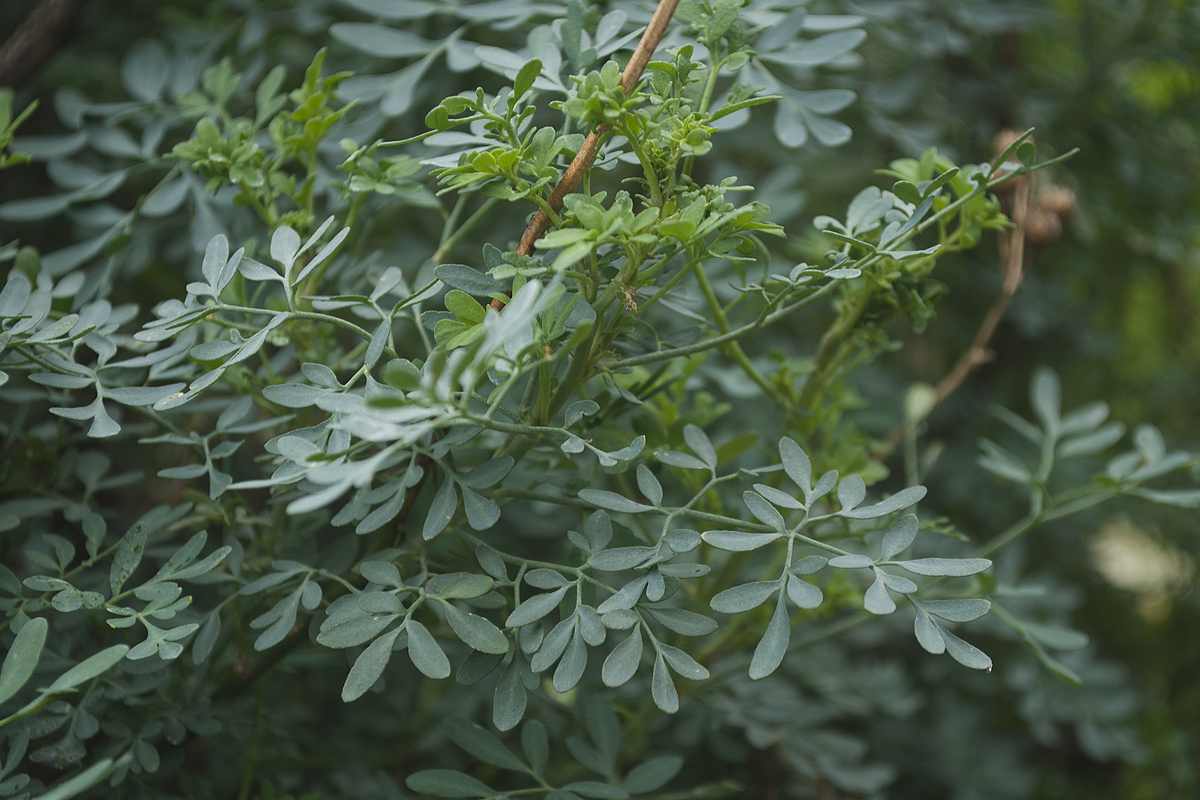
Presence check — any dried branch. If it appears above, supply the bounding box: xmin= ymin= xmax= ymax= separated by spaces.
xmin=0 ymin=0 xmax=91 ymax=89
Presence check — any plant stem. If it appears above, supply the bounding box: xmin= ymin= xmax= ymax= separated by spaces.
xmin=434 ymin=197 xmax=498 ymax=263
xmin=606 ymin=279 xmax=841 ymax=369
xmin=692 ymin=260 xmax=782 ymax=404
xmin=236 ymin=678 xmax=266 ymax=800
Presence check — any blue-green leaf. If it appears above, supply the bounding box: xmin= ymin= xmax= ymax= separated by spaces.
xmin=602 ymin=629 xmax=642 ymax=688
xmin=748 ymin=596 xmax=790 ymax=679
xmin=444 ymin=605 xmax=509 ymax=655
xmin=444 ymin=719 xmax=528 ymax=772
xmin=406 ymin=620 xmax=450 ymax=679
xmin=0 ymin=616 xmax=48 ymax=705
xmin=341 ymin=626 xmax=403 ymax=701
xmin=577 ymin=490 xmax=652 ymax=514
xmin=893 ymin=558 xmax=991 ymax=577
xmin=701 ymin=530 xmax=781 ymax=552
xmin=841 ymin=486 xmax=926 ymax=519
xmin=406 ymin=769 xmax=495 ymax=798
xmin=710 ymin=581 xmax=779 ymax=614
xmin=505 ymin=586 xmax=568 ymax=628
xmin=650 ymin=652 xmax=678 ymax=713
xmin=880 ymin=515 xmax=919 ymax=560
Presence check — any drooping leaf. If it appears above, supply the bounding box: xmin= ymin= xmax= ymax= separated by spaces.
xmin=406 ymin=620 xmax=451 ymax=679
xmin=748 ymin=595 xmax=791 ymax=679
xmin=444 ymin=718 xmax=528 ymax=772
xmin=341 ymin=626 xmax=403 ymax=701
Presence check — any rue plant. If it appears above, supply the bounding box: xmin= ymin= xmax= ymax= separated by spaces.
xmin=0 ymin=2 xmax=1197 ymax=799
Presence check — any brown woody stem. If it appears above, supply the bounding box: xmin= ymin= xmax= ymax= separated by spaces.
xmin=491 ymin=0 xmax=680 ymax=310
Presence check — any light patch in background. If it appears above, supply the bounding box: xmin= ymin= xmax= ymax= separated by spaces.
xmin=1090 ymin=517 xmax=1195 ymax=620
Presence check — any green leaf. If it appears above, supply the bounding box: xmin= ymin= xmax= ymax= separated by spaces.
xmin=828 ymin=554 xmax=873 ymax=569
xmin=635 ymin=466 xmax=662 ymax=506
xmin=659 ymin=644 xmax=708 ymax=680
xmin=939 ymin=628 xmax=992 ymax=671
xmin=406 ymin=620 xmax=451 ymax=679
xmin=893 ymin=558 xmax=991 ymax=577
xmin=444 ymin=605 xmax=509 ymax=654
xmin=650 ymin=652 xmax=678 ymax=713
xmin=444 ymin=718 xmax=528 ymax=772
xmin=710 ymin=581 xmax=779 ymax=614
xmin=32 ymin=755 xmax=125 ymax=800
xmin=553 ymin=630 xmax=588 ymax=692
xmin=1058 ymin=422 xmax=1126 ymax=459
xmin=522 ymin=720 xmax=549 ymax=774
xmin=621 ymin=755 xmax=683 ymax=793
xmin=270 ymin=226 xmax=300 ymax=271
xmin=921 ymin=598 xmax=991 ymax=623
xmin=461 ymin=487 xmax=501 ymax=531
xmin=1024 ymin=622 xmax=1088 ymax=651
xmin=748 ymin=595 xmax=790 ymax=679
xmin=0 ymin=616 xmax=47 ymax=705
xmin=779 ymin=437 xmax=812 ymax=490
xmin=341 ymin=626 xmax=402 ymax=701
xmin=880 ymin=515 xmax=919 ymax=560
xmin=655 ymin=451 xmax=709 ymax=470
xmin=588 ymin=547 xmax=657 ymax=571
xmin=444 ymin=289 xmax=486 ymax=324
xmin=239 ymin=257 xmax=284 ymax=283
xmin=913 ymin=609 xmax=945 ymax=654
xmin=565 ymin=400 xmax=600 ymax=427
xmin=428 ymin=573 xmax=494 ymax=599
xmin=562 ymin=782 xmax=628 ymax=799
xmin=505 ymin=586 xmax=568 ymax=628
xmin=110 ymin=525 xmax=147 ymax=596
xmin=752 ymin=483 xmax=805 ymax=510
xmin=406 ymin=769 xmax=495 ymax=798
xmin=513 ymin=58 xmax=543 ymax=100
xmin=360 ymin=561 xmax=402 ymax=587
xmin=47 ymin=645 xmax=129 ymax=693
xmin=436 ymin=264 xmax=502 ymax=296
xmin=577 ymin=490 xmax=653 ymax=514
xmin=836 ymin=474 xmax=866 ymax=511
xmin=643 ymin=607 xmax=717 ymax=637
xmin=493 ymin=660 xmax=527 ymax=731
xmin=192 ymin=612 xmax=221 ymax=665
xmin=1030 ymin=367 xmax=1061 ymax=433
xmin=743 ymin=491 xmax=785 ymax=529
xmin=331 ymin=22 xmax=433 ymax=58
xmin=701 ymin=530 xmax=781 ymax=552
xmin=423 ymin=477 xmax=458 ymax=540
xmin=893 ymin=180 xmax=922 ymax=204
xmin=864 ymin=570 xmax=896 ymax=615
xmin=762 ymin=29 xmax=866 ymax=67
xmin=841 ymin=486 xmax=926 ymax=519
xmin=1016 ymin=139 xmax=1037 ymax=165
xmin=602 ymin=629 xmax=642 ymax=687
xmin=1031 ymin=646 xmax=1082 ymax=687
xmin=683 ymin=424 xmax=717 ymax=468
xmin=785 ymin=575 xmax=822 ymax=609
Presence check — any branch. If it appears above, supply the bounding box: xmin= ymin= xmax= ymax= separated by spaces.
xmin=492 ymin=0 xmax=680 ymax=310
xmin=0 ymin=0 xmax=91 ymax=88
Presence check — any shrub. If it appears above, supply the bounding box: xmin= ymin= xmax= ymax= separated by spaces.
xmin=1 ymin=2 xmax=1197 ymax=798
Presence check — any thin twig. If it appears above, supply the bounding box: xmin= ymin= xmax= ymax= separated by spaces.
xmin=492 ymin=0 xmax=680 ymax=309
xmin=0 ymin=0 xmax=91 ymax=88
